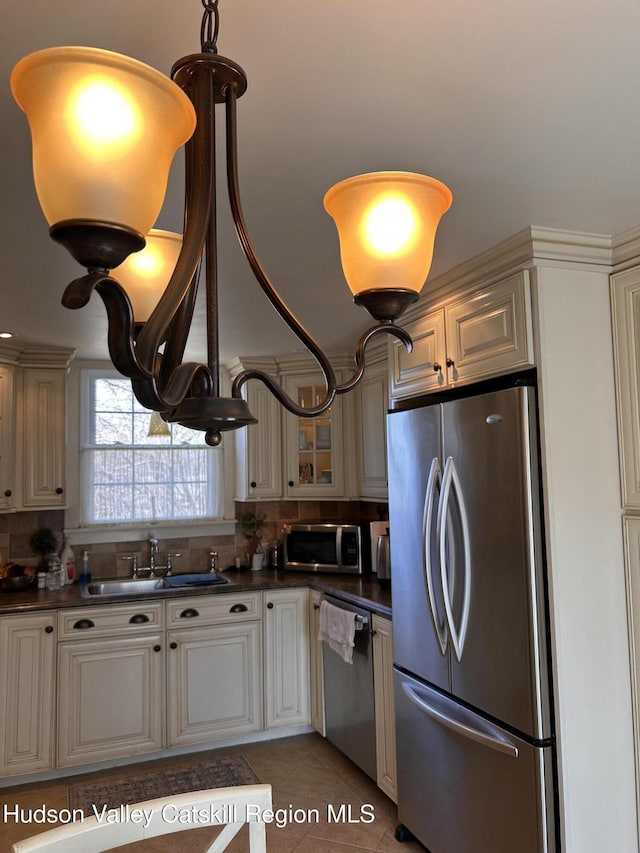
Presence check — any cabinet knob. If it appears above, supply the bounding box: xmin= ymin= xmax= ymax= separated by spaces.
xmin=45 ymin=625 xmax=54 ymax=634
xmin=288 ymin=480 xmax=294 ymax=487
xmin=446 ymin=357 xmax=455 ymax=368
xmin=313 ymin=603 xmax=320 ymax=610
xmin=55 ymin=487 xmax=64 ymax=495
xmin=170 ymin=641 xmax=178 ymax=649
xmin=180 ymin=608 xmax=199 ymax=619
xmin=433 ymin=362 xmax=442 ymax=374
xmin=153 ymin=645 xmax=162 ymax=653
xmin=267 ymin=602 xmax=274 ymax=609
xmin=3 ymin=489 xmax=11 ymax=497
xmin=250 ymin=481 xmax=257 ymax=488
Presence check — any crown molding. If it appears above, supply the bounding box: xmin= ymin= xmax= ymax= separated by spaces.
xmin=612 ymin=225 xmax=640 ymax=272
xmin=0 ymin=342 xmax=76 ymax=369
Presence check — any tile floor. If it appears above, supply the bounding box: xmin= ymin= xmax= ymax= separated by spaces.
xmin=0 ymin=734 xmax=424 ymax=852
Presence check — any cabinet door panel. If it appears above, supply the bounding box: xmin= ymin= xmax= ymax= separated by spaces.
xmin=445 ymin=272 xmax=533 ymax=385
xmin=57 ymin=634 xmax=164 ymax=766
xmin=372 ymin=615 xmax=397 ymax=802
xmin=389 ymin=309 xmax=447 ymax=400
xmin=0 ymin=614 xmax=56 ymax=777
xmin=22 ymin=369 xmax=66 ymax=507
xmin=264 ymin=589 xmax=310 ymax=728
xmin=309 ymin=590 xmax=325 ymax=735
xmin=167 ymin=622 xmax=262 ymax=746
xmin=237 ymin=381 xmax=282 ymax=499
xmin=0 ymin=365 xmax=15 ymax=510
xmin=356 ymin=364 xmax=389 ymax=499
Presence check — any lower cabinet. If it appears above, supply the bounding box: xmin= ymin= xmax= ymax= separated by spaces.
xmin=308 ymin=589 xmax=325 ymax=735
xmin=0 ymin=612 xmax=56 ymax=778
xmin=57 ymin=633 xmax=165 ymax=767
xmin=372 ymin=614 xmax=397 ymax=802
xmin=264 ymin=588 xmax=310 ymax=728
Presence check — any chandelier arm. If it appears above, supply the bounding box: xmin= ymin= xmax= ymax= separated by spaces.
xmin=158 ymin=261 xmax=202 ymax=389
xmin=224 ymin=83 xmax=338 ymax=402
xmin=336 ymin=324 xmax=414 ymax=395
xmin=134 ymin=68 xmax=215 ymax=375
xmin=62 ymin=271 xmax=147 ymax=380
xmin=133 ymin=361 xmax=213 ymax=412
xmin=231 ymin=369 xmax=337 ymax=418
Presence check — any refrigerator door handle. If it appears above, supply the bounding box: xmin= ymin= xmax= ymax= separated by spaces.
xmin=401 ymin=681 xmax=519 ymax=759
xmin=422 ymin=457 xmax=447 ymax=655
xmin=439 ymin=456 xmax=472 ymax=662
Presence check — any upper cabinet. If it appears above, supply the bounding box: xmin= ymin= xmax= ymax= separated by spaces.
xmin=612 ymin=265 xmax=640 ymax=508
xmin=389 ymin=271 xmax=534 ymax=401
xmin=355 ymin=357 xmax=389 ymax=500
xmin=0 ymin=345 xmax=74 ymax=512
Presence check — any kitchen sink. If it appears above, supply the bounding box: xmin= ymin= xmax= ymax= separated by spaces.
xmin=83 ymin=573 xmax=230 ymax=597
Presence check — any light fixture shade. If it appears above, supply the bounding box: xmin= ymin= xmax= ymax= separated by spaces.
xmin=323 ymin=171 xmax=452 ymax=298
xmin=10 ymin=47 xmax=196 ymax=237
xmin=112 ymin=229 xmax=182 ymax=322
xmin=147 ymin=411 xmax=171 ymax=437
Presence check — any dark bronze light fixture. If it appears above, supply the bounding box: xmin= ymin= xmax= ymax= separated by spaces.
xmin=10 ymin=0 xmax=452 ymax=446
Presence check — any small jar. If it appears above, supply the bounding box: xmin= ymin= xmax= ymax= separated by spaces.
xmin=46 ymin=554 xmax=61 ymax=590
xmin=37 ymin=572 xmax=46 ymax=589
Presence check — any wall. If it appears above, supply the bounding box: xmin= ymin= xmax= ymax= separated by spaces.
xmin=1 ymin=500 xmax=387 ymax=579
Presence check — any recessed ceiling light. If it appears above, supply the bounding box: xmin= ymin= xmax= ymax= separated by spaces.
xmin=0 ymin=332 xmax=13 ymax=339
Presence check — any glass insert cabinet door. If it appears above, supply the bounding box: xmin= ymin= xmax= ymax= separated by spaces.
xmin=283 ymin=375 xmax=345 ymax=497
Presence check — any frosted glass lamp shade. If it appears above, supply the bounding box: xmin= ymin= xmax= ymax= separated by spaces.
xmin=148 ymin=411 xmax=171 ymax=437
xmin=10 ymin=47 xmax=196 ymax=238
xmin=324 ymin=172 xmax=452 ymax=299
xmin=112 ymin=229 xmax=182 ymax=322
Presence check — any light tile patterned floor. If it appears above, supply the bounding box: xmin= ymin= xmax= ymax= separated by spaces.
xmin=0 ymin=734 xmax=424 ymax=852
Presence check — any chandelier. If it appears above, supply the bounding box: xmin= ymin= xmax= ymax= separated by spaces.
xmin=10 ymin=0 xmax=452 ymax=447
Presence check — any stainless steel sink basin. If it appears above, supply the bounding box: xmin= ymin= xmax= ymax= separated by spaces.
xmin=83 ymin=573 xmax=230 ymax=597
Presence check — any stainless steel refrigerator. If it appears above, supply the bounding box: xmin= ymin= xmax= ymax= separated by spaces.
xmin=387 ymin=383 xmax=557 ymax=853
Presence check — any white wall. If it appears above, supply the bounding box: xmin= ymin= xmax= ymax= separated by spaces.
xmin=532 ymin=264 xmax=636 ymax=851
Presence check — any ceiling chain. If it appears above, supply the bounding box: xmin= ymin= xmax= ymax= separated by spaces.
xmin=200 ymin=0 xmax=220 ymax=53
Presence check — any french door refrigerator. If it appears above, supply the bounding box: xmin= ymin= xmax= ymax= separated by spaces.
xmin=387 ymin=383 xmax=557 ymax=853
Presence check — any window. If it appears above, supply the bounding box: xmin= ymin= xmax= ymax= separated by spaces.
xmin=80 ymin=371 xmax=223 ymax=525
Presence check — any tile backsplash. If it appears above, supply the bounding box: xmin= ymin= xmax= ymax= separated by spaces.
xmin=0 ymin=501 xmax=388 ymax=580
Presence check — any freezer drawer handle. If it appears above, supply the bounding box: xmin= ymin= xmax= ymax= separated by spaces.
xmin=438 ymin=456 xmax=471 ymax=662
xmin=402 ymin=682 xmax=519 ymax=759
xmin=423 ymin=456 xmax=447 ymax=655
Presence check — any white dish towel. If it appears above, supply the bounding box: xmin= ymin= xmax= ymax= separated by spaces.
xmin=318 ymin=600 xmax=356 ymax=664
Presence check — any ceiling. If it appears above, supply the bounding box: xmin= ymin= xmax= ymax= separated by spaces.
xmin=3 ymin=0 xmax=640 ymax=365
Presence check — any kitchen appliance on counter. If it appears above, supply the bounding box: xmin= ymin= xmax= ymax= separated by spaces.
xmin=369 ymin=521 xmax=391 ymax=588
xmin=283 ymin=523 xmax=370 ymax=574
xmin=387 ymin=382 xmax=557 ymax=852
xmin=321 ymin=594 xmax=377 ymax=780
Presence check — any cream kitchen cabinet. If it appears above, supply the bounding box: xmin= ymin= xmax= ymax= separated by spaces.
xmin=0 ymin=364 xmax=15 ymax=511
xmin=21 ymin=368 xmax=67 ymax=508
xmin=308 ymin=589 xmax=325 ymax=735
xmin=264 ymin=588 xmax=310 ymax=729
xmin=372 ymin=614 xmax=397 ymax=802
xmin=355 ymin=358 xmax=389 ymax=500
xmin=56 ymin=602 xmax=165 ymax=767
xmin=0 ymin=612 xmax=56 ymax=778
xmin=611 ymin=265 xmax=640 ymax=508
xmin=166 ymin=592 xmax=263 ymax=746
xmin=389 ymin=271 xmax=533 ymax=401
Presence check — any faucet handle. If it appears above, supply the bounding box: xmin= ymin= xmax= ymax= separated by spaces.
xmin=120 ymin=555 xmax=138 ymax=577
xmin=166 ymin=553 xmax=182 ymax=576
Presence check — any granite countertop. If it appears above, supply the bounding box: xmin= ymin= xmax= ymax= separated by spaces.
xmin=0 ymin=568 xmax=392 ymax=618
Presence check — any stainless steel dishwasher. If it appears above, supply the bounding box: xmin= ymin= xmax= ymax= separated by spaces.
xmin=321 ymin=593 xmax=377 ymax=780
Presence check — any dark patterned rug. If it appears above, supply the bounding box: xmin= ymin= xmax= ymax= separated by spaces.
xmin=68 ymin=754 xmax=260 ymax=813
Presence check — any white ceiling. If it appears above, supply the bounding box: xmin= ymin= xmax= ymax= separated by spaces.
xmin=3 ymin=0 xmax=640 ymax=364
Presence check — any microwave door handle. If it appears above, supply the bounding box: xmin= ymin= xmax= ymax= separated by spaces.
xmin=423 ymin=457 xmax=447 ymax=655
xmin=439 ymin=457 xmax=472 ymax=662
xmin=336 ymin=525 xmax=343 ymax=570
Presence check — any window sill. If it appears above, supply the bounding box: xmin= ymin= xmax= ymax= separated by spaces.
xmin=64 ymin=519 xmax=237 ymax=547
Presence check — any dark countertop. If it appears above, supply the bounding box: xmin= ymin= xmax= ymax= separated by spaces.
xmin=0 ymin=568 xmax=392 ymax=618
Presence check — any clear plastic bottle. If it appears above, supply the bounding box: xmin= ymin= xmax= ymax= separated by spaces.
xmin=46 ymin=553 xmax=61 ymax=590
xmin=80 ymin=550 xmax=91 ymax=585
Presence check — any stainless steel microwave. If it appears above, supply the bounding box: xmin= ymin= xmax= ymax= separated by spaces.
xmin=283 ymin=523 xmax=369 ymax=575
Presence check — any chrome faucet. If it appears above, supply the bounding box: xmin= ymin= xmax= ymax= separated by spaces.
xmin=148 ymin=534 xmax=159 ymax=577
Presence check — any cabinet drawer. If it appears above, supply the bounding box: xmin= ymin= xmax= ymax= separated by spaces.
xmin=165 ymin=592 xmax=261 ymax=627
xmin=58 ymin=602 xmax=164 ymax=640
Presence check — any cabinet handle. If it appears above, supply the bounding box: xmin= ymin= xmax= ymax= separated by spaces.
xmin=45 ymin=625 xmax=54 ymax=634
xmin=250 ymin=481 xmax=257 ymax=488
xmin=4 ymin=489 xmax=11 ymax=497
xmin=230 ymin=603 xmax=248 ymax=613
xmin=170 ymin=641 xmax=178 ymax=649
xmin=129 ymin=613 xmax=150 ymax=624
xmin=55 ymin=487 xmax=64 ymax=495
xmin=153 ymin=645 xmax=162 ymax=652
xmin=433 ymin=362 xmax=442 ymax=374
xmin=73 ymin=619 xmax=95 ymax=630
xmin=267 ymin=602 xmax=274 ymax=609
xmin=313 ymin=603 xmax=320 ymax=610
xmin=180 ymin=608 xmax=199 ymax=619
xmin=446 ymin=357 xmax=455 ymax=368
